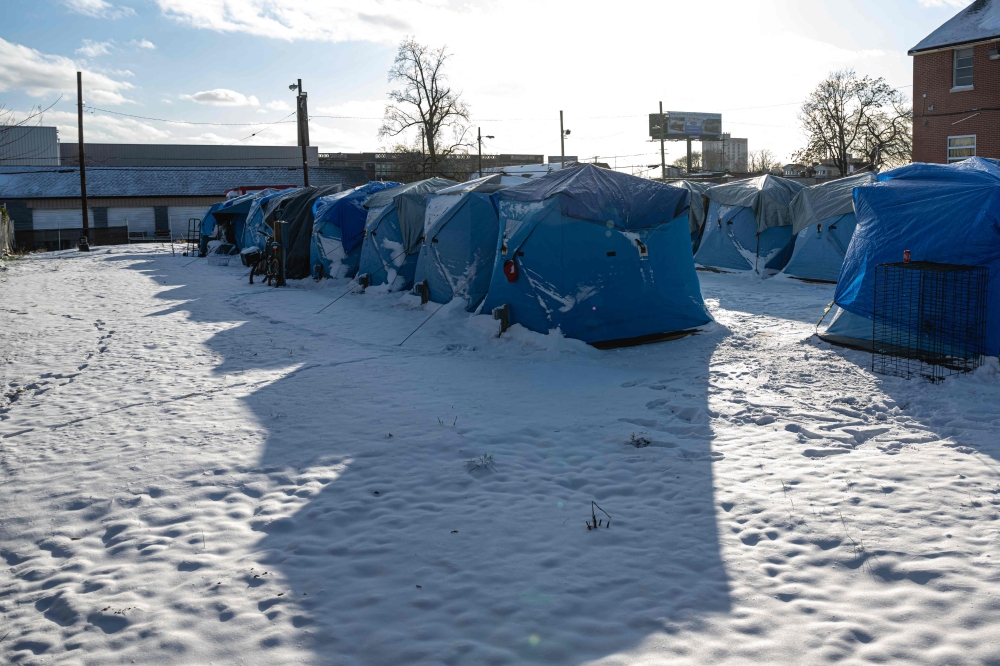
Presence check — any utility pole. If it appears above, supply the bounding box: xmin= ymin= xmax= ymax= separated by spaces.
xmin=77 ymin=72 xmax=90 ymax=245
xmin=559 ymin=110 xmax=565 ymax=167
xmin=687 ymin=137 xmax=693 ymax=176
xmin=296 ymin=78 xmax=310 ymax=187
xmin=478 ymin=127 xmax=482 ymax=178
xmin=659 ymin=101 xmax=666 ymax=182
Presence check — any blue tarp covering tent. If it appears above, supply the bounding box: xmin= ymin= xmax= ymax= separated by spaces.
xmin=413 ymin=175 xmax=523 ymax=309
xmin=479 ymin=164 xmax=712 ymax=347
xmin=311 ymin=181 xmax=400 ymax=278
xmin=202 ymin=192 xmax=263 ymax=253
xmin=782 ymin=172 xmax=876 ymax=283
xmin=357 ymin=177 xmax=456 ymax=289
xmin=694 ymin=175 xmax=806 ymax=276
xmin=827 ymin=158 xmax=1000 ymax=355
xmin=240 ymin=188 xmax=302 ymax=251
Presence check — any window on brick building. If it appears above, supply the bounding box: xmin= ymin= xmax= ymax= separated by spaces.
xmin=947 ymin=135 xmax=976 ymax=162
xmin=953 ymin=48 xmax=974 ymax=88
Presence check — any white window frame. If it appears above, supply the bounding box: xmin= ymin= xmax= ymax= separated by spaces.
xmin=947 ymin=135 xmax=976 ymax=163
xmin=952 ymin=47 xmax=974 ymax=91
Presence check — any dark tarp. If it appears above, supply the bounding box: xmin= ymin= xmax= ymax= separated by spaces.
xmin=277 ymin=185 xmax=345 ymax=280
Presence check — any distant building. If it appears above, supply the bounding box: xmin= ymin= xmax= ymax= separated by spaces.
xmin=910 ymin=0 xmax=1000 ymax=163
xmin=0 ymin=165 xmax=366 ymax=251
xmin=813 ymin=163 xmax=841 ymax=178
xmin=319 ymin=152 xmax=544 ymax=182
xmin=702 ymin=135 xmax=748 ymax=173
xmin=783 ymin=164 xmax=807 ymax=177
xmin=61 ymin=143 xmax=320 ymax=167
xmin=0 ymin=126 xmax=60 ymax=166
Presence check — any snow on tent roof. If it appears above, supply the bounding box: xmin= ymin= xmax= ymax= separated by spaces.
xmin=435 ymin=174 xmax=525 ymax=196
xmin=909 ymin=0 xmax=1000 ymax=53
xmin=835 ymin=157 xmax=1000 ymax=355
xmin=789 ymin=172 xmax=876 ymax=235
xmin=705 ymin=175 xmax=806 ymax=232
xmin=497 ymin=164 xmax=689 ymax=231
xmin=362 ymin=177 xmax=457 ymax=209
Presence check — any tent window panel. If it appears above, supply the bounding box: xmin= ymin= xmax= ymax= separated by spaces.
xmin=947 ymin=135 xmax=976 ymax=163
xmin=953 ymin=48 xmax=974 ymax=87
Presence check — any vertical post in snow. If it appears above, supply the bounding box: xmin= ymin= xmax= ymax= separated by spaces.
xmin=77 ymin=72 xmax=90 ymax=243
xmin=297 ymin=79 xmax=310 ymax=187
xmin=659 ymin=101 xmax=666 ymax=182
xmin=559 ymin=110 xmax=565 ymax=167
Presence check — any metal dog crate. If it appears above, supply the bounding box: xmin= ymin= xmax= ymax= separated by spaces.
xmin=872 ymin=261 xmax=988 ymax=381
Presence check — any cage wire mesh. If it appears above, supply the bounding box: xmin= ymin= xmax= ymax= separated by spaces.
xmin=872 ymin=261 xmax=988 ymax=381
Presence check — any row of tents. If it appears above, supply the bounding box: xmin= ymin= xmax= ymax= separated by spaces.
xmin=197 ymin=158 xmax=999 ymax=355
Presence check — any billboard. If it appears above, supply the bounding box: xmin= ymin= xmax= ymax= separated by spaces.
xmin=649 ymin=112 xmax=722 ymax=140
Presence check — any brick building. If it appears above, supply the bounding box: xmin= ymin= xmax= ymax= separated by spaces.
xmin=910 ymin=0 xmax=1000 ymax=164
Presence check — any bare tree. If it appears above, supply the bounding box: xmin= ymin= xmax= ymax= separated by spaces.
xmin=856 ymin=98 xmax=913 ymax=171
xmin=748 ymin=149 xmax=779 ymax=174
xmin=795 ymin=69 xmax=910 ymax=175
xmin=671 ymin=152 xmax=702 ymax=172
xmin=379 ymin=39 xmax=471 ymax=178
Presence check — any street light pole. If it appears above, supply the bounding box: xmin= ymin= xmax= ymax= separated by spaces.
xmin=478 ymin=127 xmax=482 ymax=177
xmin=296 ymin=78 xmax=310 ymax=187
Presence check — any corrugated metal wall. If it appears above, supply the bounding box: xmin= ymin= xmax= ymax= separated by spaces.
xmin=108 ymin=207 xmax=155 ymax=233
xmin=32 ymin=209 xmax=94 ymax=230
xmin=0 ymin=126 xmax=59 ymax=166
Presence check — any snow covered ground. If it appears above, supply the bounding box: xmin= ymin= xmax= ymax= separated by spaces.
xmin=2 ymin=246 xmax=999 ymax=665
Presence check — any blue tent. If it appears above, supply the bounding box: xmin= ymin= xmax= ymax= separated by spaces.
xmin=694 ymin=175 xmax=805 ymax=276
xmin=310 ymin=181 xmax=400 ymax=278
xmin=240 ymin=188 xmax=302 ymax=251
xmin=479 ymin=164 xmax=712 ymax=347
xmin=830 ymin=158 xmax=1000 ymax=356
xmin=782 ymin=172 xmax=876 ymax=283
xmin=201 ymin=192 xmax=261 ymax=253
xmin=413 ymin=175 xmax=528 ymax=310
xmin=357 ymin=177 xmax=456 ymax=289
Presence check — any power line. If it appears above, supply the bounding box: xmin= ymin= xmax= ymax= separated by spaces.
xmin=81 ymin=106 xmax=297 ymax=127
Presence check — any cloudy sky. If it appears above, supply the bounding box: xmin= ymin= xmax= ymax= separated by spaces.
xmin=0 ymin=0 xmax=973 ymax=171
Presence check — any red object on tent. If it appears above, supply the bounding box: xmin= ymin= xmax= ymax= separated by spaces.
xmin=504 ymin=259 xmax=519 ymax=282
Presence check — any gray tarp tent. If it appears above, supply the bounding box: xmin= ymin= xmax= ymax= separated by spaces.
xmin=789 ymin=172 xmax=877 ymax=235
xmin=694 ymin=175 xmax=806 ymax=274
xmin=672 ymin=180 xmax=712 ymax=251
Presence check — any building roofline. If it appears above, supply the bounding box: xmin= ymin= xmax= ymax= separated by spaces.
xmin=909 ymin=34 xmax=1000 ymax=55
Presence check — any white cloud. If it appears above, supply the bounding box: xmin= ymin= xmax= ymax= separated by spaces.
xmin=180 ymin=88 xmax=260 ymax=106
xmin=129 ymin=39 xmax=156 ymax=49
xmin=76 ymin=39 xmax=114 ymax=58
xmin=0 ymin=37 xmax=134 ymax=104
xmin=155 ymin=0 xmax=428 ymax=42
xmin=61 ymin=0 xmax=136 ymax=19
xmin=263 ymin=99 xmax=292 ymax=111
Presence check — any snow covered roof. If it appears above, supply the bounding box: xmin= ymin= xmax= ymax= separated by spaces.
xmin=909 ymin=0 xmax=1000 ymax=54
xmin=0 ymin=165 xmax=367 ymax=199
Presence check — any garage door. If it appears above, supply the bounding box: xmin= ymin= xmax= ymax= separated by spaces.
xmin=32 ymin=209 xmax=94 ymax=230
xmin=107 ymin=207 xmax=155 ymax=233
xmin=168 ymin=206 xmax=211 ymax=237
